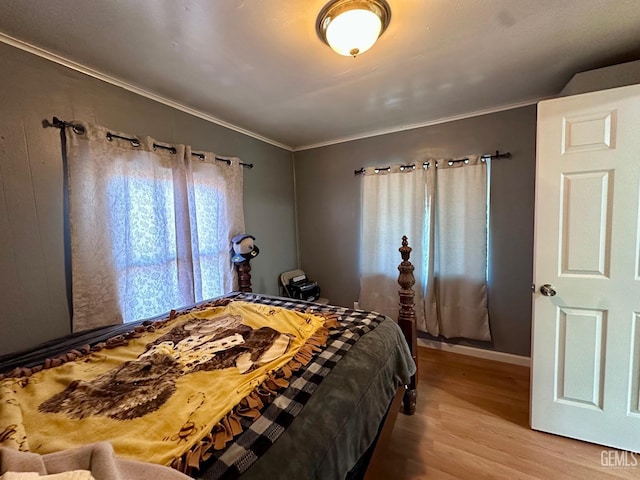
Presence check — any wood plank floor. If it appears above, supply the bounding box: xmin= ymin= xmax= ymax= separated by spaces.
xmin=376 ymin=348 xmax=639 ymax=479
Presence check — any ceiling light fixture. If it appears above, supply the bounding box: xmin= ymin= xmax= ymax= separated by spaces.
xmin=316 ymin=0 xmax=391 ymax=58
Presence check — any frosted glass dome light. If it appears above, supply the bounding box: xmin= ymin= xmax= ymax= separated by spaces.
xmin=317 ymin=0 xmax=391 ymax=58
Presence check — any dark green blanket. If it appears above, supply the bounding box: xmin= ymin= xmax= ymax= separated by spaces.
xmin=235 ymin=318 xmax=414 ymax=480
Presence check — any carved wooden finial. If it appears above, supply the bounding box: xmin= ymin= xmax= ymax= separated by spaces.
xmin=398 ymin=236 xmax=415 ymax=291
xmin=397 ymin=235 xmax=417 ymax=415
xmin=400 ymin=235 xmax=410 ymax=255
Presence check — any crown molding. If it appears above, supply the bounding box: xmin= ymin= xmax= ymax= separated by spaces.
xmin=0 ymin=32 xmax=293 ymax=151
xmin=293 ymin=97 xmax=552 ymax=151
xmin=1 ymin=32 xmax=553 ymax=155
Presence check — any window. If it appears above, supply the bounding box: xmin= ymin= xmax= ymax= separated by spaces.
xmin=65 ymin=123 xmax=244 ymax=331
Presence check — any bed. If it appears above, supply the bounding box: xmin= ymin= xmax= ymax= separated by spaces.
xmin=0 ymin=238 xmax=418 ymax=480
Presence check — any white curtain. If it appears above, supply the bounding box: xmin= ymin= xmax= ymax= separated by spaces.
xmin=360 ymin=165 xmax=427 ymax=321
xmin=66 ymin=122 xmax=244 ymax=332
xmin=359 ymin=155 xmax=491 ymax=341
xmin=425 ymin=155 xmax=491 ymax=340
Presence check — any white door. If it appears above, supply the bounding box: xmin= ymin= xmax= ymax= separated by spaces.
xmin=531 ymin=83 xmax=640 ymax=452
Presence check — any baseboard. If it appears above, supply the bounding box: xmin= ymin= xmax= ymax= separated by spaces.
xmin=417 ymin=338 xmax=531 ymax=367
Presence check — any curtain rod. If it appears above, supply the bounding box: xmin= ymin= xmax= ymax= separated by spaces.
xmin=44 ymin=117 xmax=254 ymax=169
xmin=353 ymin=150 xmax=512 ymax=175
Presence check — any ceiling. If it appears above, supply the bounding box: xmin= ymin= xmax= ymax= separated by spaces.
xmin=0 ymin=0 xmax=639 ymax=150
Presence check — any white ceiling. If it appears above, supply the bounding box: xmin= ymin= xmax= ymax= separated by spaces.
xmin=0 ymin=0 xmax=639 ymax=150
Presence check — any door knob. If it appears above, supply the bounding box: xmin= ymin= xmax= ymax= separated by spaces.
xmin=539 ymin=284 xmax=557 ymax=296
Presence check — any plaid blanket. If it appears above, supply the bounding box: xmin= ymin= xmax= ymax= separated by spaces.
xmin=200 ymin=293 xmax=387 ymax=480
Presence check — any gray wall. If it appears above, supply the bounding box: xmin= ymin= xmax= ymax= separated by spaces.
xmin=294 ymin=106 xmax=537 ymax=356
xmin=0 ymin=40 xmax=538 ymax=358
xmin=0 ymin=43 xmax=297 ymax=356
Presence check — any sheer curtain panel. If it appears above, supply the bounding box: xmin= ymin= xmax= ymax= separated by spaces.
xmin=359 ymin=165 xmax=427 ymax=323
xmin=66 ymin=123 xmax=244 ymax=332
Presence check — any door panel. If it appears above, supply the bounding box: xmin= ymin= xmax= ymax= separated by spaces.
xmin=562 ymin=110 xmax=615 ymax=154
xmin=559 ymin=170 xmax=612 ymax=277
xmin=555 ymin=307 xmax=605 ymax=409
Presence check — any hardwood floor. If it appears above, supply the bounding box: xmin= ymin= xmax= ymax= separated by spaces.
xmin=376 ymin=348 xmax=639 ymax=479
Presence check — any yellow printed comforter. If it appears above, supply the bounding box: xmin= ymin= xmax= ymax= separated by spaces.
xmin=0 ymin=301 xmax=330 ymax=470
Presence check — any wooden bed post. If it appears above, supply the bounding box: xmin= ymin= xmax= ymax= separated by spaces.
xmin=236 ymin=261 xmax=253 ymax=292
xmin=398 ymin=236 xmax=418 ymax=415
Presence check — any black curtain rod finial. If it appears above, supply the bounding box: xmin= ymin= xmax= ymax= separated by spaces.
xmin=490 ymin=150 xmax=512 ymax=160
xmin=43 ymin=116 xmax=64 ymax=128
xmin=43 ymin=117 xmax=86 ymax=134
